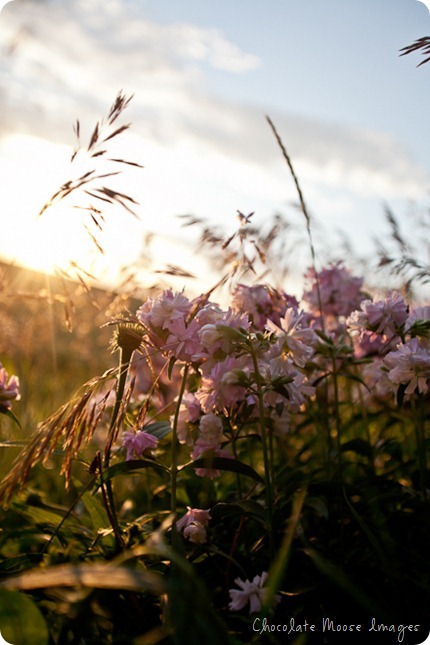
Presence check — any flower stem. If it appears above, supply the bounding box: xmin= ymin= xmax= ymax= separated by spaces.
xmin=248 ymin=339 xmax=274 ymax=561
xmin=103 ymin=344 xmax=134 ymax=551
xmin=171 ymin=364 xmax=189 ymax=517
xmin=104 ymin=345 xmax=133 ymax=469
xmin=331 ymin=356 xmax=343 ymax=481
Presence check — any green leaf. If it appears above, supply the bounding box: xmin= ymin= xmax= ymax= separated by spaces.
xmin=264 ymin=487 xmax=307 ymax=612
xmin=97 ymin=458 xmax=169 ymax=487
xmin=305 ymin=496 xmax=329 ymax=519
xmin=0 ymin=589 xmax=49 ymax=645
xmin=0 ymin=408 xmax=21 ymax=429
xmin=12 ymin=500 xmax=70 ymax=528
xmin=168 ymin=355 xmax=177 ymax=380
xmin=341 ymin=439 xmax=373 ymax=459
xmin=338 ymin=369 xmax=370 ymax=390
xmin=343 ymin=492 xmax=392 ymax=572
xmin=81 ymin=491 xmax=112 ymax=533
xmin=1 ymin=563 xmax=166 ymax=596
xmin=0 ymin=554 xmax=43 ymax=575
xmin=396 ymin=383 xmax=407 ymax=409
xmin=167 ymin=554 xmax=234 ymax=645
xmin=314 ymin=329 xmax=335 ymax=345
xmin=211 ymin=500 xmax=268 ymax=526
xmin=144 ymin=420 xmax=172 ymax=440
xmin=180 ymin=456 xmax=263 ymax=483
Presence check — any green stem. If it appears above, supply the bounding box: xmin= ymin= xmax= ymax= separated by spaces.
xmin=230 ymin=426 xmax=243 ymax=500
xmin=41 ymin=473 xmax=97 ymax=555
xmin=248 ymin=339 xmax=274 ymax=561
xmin=331 ymin=356 xmax=343 ymax=481
xmin=171 ymin=364 xmax=189 ymax=517
xmin=356 ymin=370 xmax=375 ymax=474
xmin=104 ymin=346 xmax=133 ymax=469
xmin=269 ymin=424 xmax=275 ymax=501
xmin=103 ymin=344 xmax=134 ymax=551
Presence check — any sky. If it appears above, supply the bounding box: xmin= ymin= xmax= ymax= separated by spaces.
xmin=0 ymin=0 xmax=429 ymax=297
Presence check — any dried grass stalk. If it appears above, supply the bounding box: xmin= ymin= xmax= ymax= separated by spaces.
xmin=400 ymin=37 xmax=430 ymax=67
xmin=0 ymin=371 xmax=117 ymax=507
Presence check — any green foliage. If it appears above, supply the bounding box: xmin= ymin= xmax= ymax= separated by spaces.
xmin=0 ymin=589 xmax=49 ymax=645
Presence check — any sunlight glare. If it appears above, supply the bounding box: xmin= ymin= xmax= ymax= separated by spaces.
xmin=0 ymin=133 xmax=138 ymax=280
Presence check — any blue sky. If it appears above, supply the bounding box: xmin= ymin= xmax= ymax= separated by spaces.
xmin=0 ymin=0 xmax=429 ymax=295
xmin=141 ymin=0 xmax=429 ymax=151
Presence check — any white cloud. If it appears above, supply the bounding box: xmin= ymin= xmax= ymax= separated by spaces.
xmin=162 ymin=23 xmax=261 ymax=72
xmin=0 ymin=0 xmax=426 ymax=202
xmin=0 ymin=0 xmax=429 ymax=288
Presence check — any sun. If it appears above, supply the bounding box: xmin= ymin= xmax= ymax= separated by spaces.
xmin=0 ymin=132 xmax=140 ymax=281
xmin=17 ymin=206 xmax=101 ymax=276
xmin=0 ymin=134 xmax=98 ymax=273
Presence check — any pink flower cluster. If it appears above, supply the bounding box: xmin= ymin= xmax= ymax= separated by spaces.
xmin=133 ymin=285 xmax=317 ymax=476
xmin=232 ymin=283 xmax=297 ymax=331
xmin=137 ymin=289 xmax=203 ymax=363
xmin=384 ymin=338 xmax=430 ymax=396
xmin=0 ymin=363 xmax=20 ymax=411
xmin=347 ymin=291 xmax=408 ymax=357
xmin=303 ymin=263 xmax=363 ymax=319
xmin=347 ymin=292 xmax=430 ymax=399
xmin=130 ymin=273 xmax=430 ymax=479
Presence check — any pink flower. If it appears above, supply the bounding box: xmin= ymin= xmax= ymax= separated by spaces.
xmin=171 ymin=392 xmax=201 ymax=445
xmin=183 ymin=522 xmax=208 ymax=544
xmin=193 ymin=302 xmax=224 ymax=326
xmin=195 ymin=309 xmax=250 ymax=363
xmin=232 ymin=284 xmax=273 ymax=329
xmin=176 ymin=506 xmax=211 ymax=531
xmin=260 ymin=355 xmax=315 ymax=412
xmin=196 ymin=356 xmax=250 ymax=413
xmin=137 ymin=290 xmax=230 ymax=364
xmin=384 ymin=338 xmax=430 ymax=396
xmin=405 ymin=306 xmax=430 ymax=341
xmin=361 ymin=359 xmax=394 ymax=400
xmin=122 ymin=430 xmax=159 ymax=460
xmin=147 ymin=289 xmax=191 ymax=330
xmin=165 ymin=317 xmax=201 ymax=362
xmin=347 ymin=291 xmax=408 ymax=338
xmin=266 ymin=308 xmax=315 ymax=367
xmin=0 ymin=364 xmax=20 ymax=410
xmin=351 ymin=329 xmax=398 ymax=358
xmin=136 ymin=290 xmax=192 ymax=353
xmin=197 ymin=324 xmax=224 ymax=354
xmin=198 ymin=413 xmax=224 ymax=447
xmin=303 ymin=264 xmax=363 ymax=318
xmin=232 ymin=284 xmax=298 ymax=331
xmin=228 ymin=571 xmax=280 ymax=614
xmin=176 ymin=506 xmax=211 ymax=544
xmin=270 ymin=406 xmax=292 ymax=436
